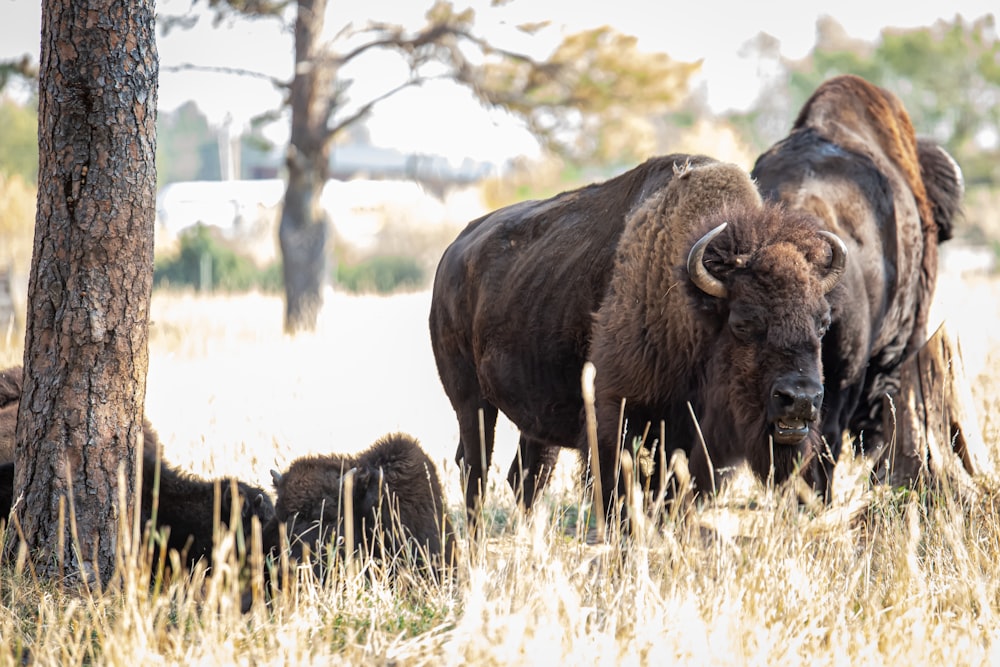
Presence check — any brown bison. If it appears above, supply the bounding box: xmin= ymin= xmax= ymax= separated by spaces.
xmin=0 ymin=364 xmax=21 ymax=464
xmin=0 ymin=365 xmax=274 ymax=571
xmin=260 ymin=432 xmax=456 ymax=588
xmin=430 ymin=156 xmax=847 ymax=526
xmin=750 ymin=75 xmax=964 ymax=498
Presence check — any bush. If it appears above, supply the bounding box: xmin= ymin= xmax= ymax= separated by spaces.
xmin=154 ymin=224 xmax=281 ymax=293
xmin=335 ymin=255 xmax=425 ymax=294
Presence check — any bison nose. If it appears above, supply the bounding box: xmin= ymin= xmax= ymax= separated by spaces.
xmin=770 ymin=376 xmax=823 ymax=422
xmin=769 ymin=376 xmax=823 ymax=445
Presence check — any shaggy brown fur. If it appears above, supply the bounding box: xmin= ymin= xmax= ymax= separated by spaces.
xmin=430 ymin=154 xmax=724 ymax=526
xmin=261 ymin=432 xmax=456 ymax=588
xmin=0 ymin=365 xmax=22 ymax=464
xmin=0 ymin=365 xmax=274 ymax=572
xmin=752 ymin=74 xmax=964 ymax=497
xmin=431 ymin=153 xmax=719 ymax=527
xmin=588 ymin=161 xmax=838 ymax=505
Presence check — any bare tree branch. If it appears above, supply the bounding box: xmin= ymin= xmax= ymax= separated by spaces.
xmin=327 ymin=75 xmax=442 ymax=136
xmin=162 ymin=62 xmax=290 ymax=90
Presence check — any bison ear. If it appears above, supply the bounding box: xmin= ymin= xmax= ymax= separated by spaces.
xmin=243 ymin=492 xmax=266 ymax=519
xmin=917 ymin=138 xmax=964 ymax=243
xmin=349 ymin=467 xmax=381 ymax=512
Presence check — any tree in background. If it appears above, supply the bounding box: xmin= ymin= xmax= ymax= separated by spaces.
xmin=174 ymin=0 xmax=698 ymax=333
xmin=4 ymin=0 xmax=158 ymax=585
xmin=157 ymin=101 xmax=223 ymax=186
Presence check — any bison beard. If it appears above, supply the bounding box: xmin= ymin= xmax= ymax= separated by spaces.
xmin=751 ymin=75 xmax=965 ymax=499
xmin=258 ymin=432 xmax=456 ymax=597
xmin=0 ymin=365 xmax=274 ymax=573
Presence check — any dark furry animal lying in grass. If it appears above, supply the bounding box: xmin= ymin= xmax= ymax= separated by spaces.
xmin=0 ymin=365 xmax=274 ymax=572
xmin=259 ymin=432 xmax=456 ymax=590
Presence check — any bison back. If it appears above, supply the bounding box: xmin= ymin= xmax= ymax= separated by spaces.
xmin=429 ymin=154 xmax=716 ymax=446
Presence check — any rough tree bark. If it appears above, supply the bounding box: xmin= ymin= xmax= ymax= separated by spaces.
xmin=279 ymin=0 xmax=332 ymax=334
xmin=4 ymin=0 xmax=157 ymax=585
xmin=879 ymin=323 xmax=992 ymax=497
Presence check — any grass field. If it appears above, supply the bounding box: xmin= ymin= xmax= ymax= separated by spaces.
xmin=2 ymin=266 xmax=1000 ymax=665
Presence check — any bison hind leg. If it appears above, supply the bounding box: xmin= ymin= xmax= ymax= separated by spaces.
xmin=455 ymin=401 xmax=499 ymax=536
xmin=506 ymin=436 xmax=561 ymax=512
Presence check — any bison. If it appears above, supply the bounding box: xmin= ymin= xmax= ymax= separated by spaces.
xmin=260 ymin=432 xmax=456 ymax=588
xmin=0 ymin=365 xmax=274 ymax=572
xmin=138 ymin=422 xmax=274 ymax=570
xmin=750 ymin=74 xmax=964 ymax=498
xmin=0 ymin=364 xmax=22 ymax=464
xmin=430 ymin=155 xmax=848 ymax=528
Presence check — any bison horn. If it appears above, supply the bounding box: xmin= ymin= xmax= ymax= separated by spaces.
xmin=270 ymin=469 xmax=282 ymax=486
xmin=817 ymin=231 xmax=848 ymax=294
xmin=688 ymin=222 xmax=729 ymax=299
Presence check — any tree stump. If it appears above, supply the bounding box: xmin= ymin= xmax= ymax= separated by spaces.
xmin=880 ymin=323 xmax=992 ymax=495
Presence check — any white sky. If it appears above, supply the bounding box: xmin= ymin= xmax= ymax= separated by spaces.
xmin=0 ymin=0 xmax=997 ymax=163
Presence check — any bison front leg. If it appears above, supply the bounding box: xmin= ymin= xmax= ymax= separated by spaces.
xmin=455 ymin=401 xmax=499 ymax=539
xmin=506 ymin=436 xmax=560 ymax=513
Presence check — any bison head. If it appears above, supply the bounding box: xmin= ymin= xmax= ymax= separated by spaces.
xmin=686 ymin=213 xmax=846 ymax=478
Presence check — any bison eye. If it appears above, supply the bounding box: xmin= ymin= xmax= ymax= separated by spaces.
xmin=729 ymin=313 xmax=764 ymax=341
xmin=817 ymin=314 xmax=831 ymax=337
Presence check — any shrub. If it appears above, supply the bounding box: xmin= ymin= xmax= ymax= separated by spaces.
xmin=154 ymin=224 xmax=281 ymax=293
xmin=335 ymin=255 xmax=425 ymax=294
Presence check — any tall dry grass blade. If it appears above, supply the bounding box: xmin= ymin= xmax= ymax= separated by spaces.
xmin=132 ymin=431 xmax=143 ymax=574
xmin=57 ymin=494 xmax=66 ymax=587
xmin=581 ymin=362 xmax=605 ymax=542
xmin=8 ymin=506 xmax=38 ymax=581
xmin=114 ymin=463 xmax=130 ymax=592
xmin=667 ymin=449 xmax=693 ymax=524
xmin=886 ymin=393 xmax=898 ymax=485
xmin=477 ymin=407 xmax=487 ymax=540
xmin=62 ymin=456 xmax=97 ymax=595
xmin=638 ymin=420 xmax=652 ymax=498
xmin=616 ymin=397 xmax=626 ymax=496
xmin=344 ymin=467 xmax=357 ymax=579
xmin=687 ymin=401 xmax=716 ymax=495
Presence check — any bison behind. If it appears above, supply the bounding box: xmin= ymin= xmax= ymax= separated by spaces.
xmin=751 ymin=75 xmax=964 ymax=497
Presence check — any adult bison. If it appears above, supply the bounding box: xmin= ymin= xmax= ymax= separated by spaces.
xmin=430 ymin=156 xmax=847 ymax=527
xmin=751 ymin=74 xmax=964 ymax=498
xmin=260 ymin=432 xmax=456 ymax=589
xmin=0 ymin=365 xmax=274 ymax=572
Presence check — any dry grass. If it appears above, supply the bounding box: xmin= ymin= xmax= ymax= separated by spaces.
xmin=2 ymin=270 xmax=1000 ymax=665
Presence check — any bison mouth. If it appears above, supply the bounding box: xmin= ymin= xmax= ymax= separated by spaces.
xmin=771 ymin=419 xmax=811 ymax=445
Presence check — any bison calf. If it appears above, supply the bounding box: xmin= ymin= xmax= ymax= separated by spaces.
xmin=261 ymin=432 xmax=456 ymax=588
xmin=141 ymin=423 xmax=274 ymax=570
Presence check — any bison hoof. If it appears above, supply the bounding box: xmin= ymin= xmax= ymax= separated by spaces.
xmin=772 ymin=419 xmax=810 ymax=445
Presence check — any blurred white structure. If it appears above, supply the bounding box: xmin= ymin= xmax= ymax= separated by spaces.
xmin=155 ymin=178 xmax=487 ymax=263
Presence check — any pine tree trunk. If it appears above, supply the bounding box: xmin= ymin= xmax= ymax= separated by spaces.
xmin=279 ymin=0 xmax=332 ymax=334
xmin=6 ymin=0 xmax=157 ymax=586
